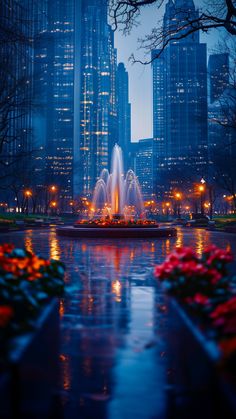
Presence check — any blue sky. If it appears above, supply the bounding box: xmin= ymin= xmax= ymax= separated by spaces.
xmin=114 ymin=1 xmax=221 ymax=141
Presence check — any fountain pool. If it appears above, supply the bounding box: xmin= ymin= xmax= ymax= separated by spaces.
xmin=57 ymin=145 xmax=176 ymax=238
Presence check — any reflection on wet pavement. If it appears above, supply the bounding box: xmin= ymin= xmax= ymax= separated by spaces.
xmin=1 ymin=227 xmax=236 ymax=418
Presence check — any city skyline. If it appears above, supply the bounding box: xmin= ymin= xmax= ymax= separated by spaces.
xmin=114 ymin=0 xmax=224 ymax=141
xmin=0 ymin=0 xmax=235 ymax=209
xmin=1 ymin=4 xmax=236 ymax=417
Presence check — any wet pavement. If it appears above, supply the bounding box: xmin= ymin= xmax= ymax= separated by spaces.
xmin=1 ymin=227 xmax=236 ymax=419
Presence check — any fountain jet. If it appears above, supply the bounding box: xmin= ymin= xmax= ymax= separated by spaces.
xmin=92 ymin=145 xmax=144 ymax=219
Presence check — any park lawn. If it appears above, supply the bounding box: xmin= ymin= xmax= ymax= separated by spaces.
xmin=213 ymin=215 xmax=236 ymax=230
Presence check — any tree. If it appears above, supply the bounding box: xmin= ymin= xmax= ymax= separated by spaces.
xmin=0 ymin=1 xmax=34 ymax=200
xmin=109 ymin=0 xmax=236 ymax=63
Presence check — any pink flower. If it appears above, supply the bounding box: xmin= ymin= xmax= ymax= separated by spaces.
xmin=210 ymin=297 xmax=236 ymax=334
xmin=204 ymin=245 xmax=233 ymax=265
xmin=193 ymin=293 xmax=209 ymax=305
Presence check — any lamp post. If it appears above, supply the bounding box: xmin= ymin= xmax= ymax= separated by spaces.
xmin=24 ymin=190 xmax=32 ymax=215
xmin=165 ymin=202 xmax=170 ymax=217
xmin=48 ymin=185 xmax=58 ymax=215
xmin=50 ymin=185 xmax=57 ymax=193
xmin=174 ymin=192 xmax=182 ymax=217
xmin=50 ymin=201 xmax=57 ymax=215
xmin=198 ymin=184 xmax=205 ymax=216
xmin=69 ymin=201 xmax=74 ymax=214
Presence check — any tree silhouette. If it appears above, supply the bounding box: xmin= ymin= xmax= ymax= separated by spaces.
xmin=110 ymin=0 xmax=236 ymax=63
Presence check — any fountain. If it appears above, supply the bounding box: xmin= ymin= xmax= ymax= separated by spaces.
xmin=91 ymin=145 xmax=144 ymax=219
xmin=57 ymin=145 xmax=176 ymax=238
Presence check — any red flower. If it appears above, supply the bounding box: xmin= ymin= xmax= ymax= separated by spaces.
xmin=210 ymin=297 xmax=236 ymax=334
xmin=193 ymin=293 xmax=209 ymax=305
xmin=185 ymin=293 xmax=209 ymax=306
xmin=207 ymin=269 xmax=222 ymax=284
xmin=0 ymin=243 xmax=14 ymax=255
xmin=204 ymin=245 xmax=233 ymax=265
xmin=0 ymin=306 xmax=14 ymax=328
xmin=210 ymin=297 xmax=236 ymax=319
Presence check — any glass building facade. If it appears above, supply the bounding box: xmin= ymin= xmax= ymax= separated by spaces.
xmin=208 ymin=53 xmax=229 ymax=104
xmin=152 ymin=0 xmax=208 ymax=197
xmin=78 ymin=0 xmax=118 ymax=197
xmin=34 ymin=0 xmax=78 ymax=210
xmin=117 ymin=62 xmax=131 ymax=171
xmin=135 ymin=139 xmax=153 ymax=199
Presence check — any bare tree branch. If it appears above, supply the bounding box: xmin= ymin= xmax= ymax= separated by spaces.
xmin=110 ymin=0 xmax=236 ymax=64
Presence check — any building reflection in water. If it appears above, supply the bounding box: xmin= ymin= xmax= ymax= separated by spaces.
xmin=175 ymin=227 xmax=184 ymax=248
xmin=49 ymin=228 xmax=61 ymax=260
xmin=59 ymin=237 xmax=180 ymax=417
xmin=2 ymin=227 xmax=236 ymax=417
xmin=194 ymin=228 xmax=210 ymax=256
xmin=24 ymin=230 xmax=34 ymax=254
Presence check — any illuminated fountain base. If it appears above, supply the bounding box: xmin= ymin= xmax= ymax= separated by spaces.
xmin=57 ymin=219 xmax=177 ymax=239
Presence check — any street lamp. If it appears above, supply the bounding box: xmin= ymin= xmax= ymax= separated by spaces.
xmin=204 ymin=202 xmax=211 ymax=214
xmin=198 ymin=184 xmax=205 ymax=215
xmin=69 ymin=201 xmax=74 ymax=213
xmin=50 ymin=185 xmax=57 ymax=193
xmin=50 ymin=201 xmax=57 ymax=215
xmin=24 ymin=190 xmax=32 ymax=215
xmin=174 ymin=192 xmax=182 ymax=217
xmin=165 ymin=202 xmax=170 ymax=216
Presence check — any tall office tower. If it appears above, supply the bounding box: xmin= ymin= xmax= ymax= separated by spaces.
xmin=208 ymin=54 xmax=229 ymax=104
xmin=34 ymin=1 xmax=82 ymax=210
xmin=208 ymin=53 xmax=230 ymax=154
xmin=117 ymin=62 xmax=131 ymax=170
xmin=208 ymin=88 xmax=236 ymax=150
xmin=78 ymin=0 xmax=118 ymax=197
xmin=152 ymin=0 xmax=208 ymax=197
xmin=45 ymin=1 xmax=76 ymax=209
xmin=135 ymin=139 xmax=153 ymax=199
xmin=0 ymin=0 xmax=34 ymax=204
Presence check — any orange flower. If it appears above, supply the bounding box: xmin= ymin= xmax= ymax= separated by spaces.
xmin=0 ymin=306 xmax=14 ymax=327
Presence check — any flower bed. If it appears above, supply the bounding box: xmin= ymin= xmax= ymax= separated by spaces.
xmin=155 ymin=246 xmax=236 ymax=418
xmin=0 ymin=243 xmax=65 ymax=418
xmin=74 ymin=219 xmax=159 ymax=228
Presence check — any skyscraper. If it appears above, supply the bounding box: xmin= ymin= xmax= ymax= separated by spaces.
xmin=77 ymin=0 xmax=118 ymax=197
xmin=208 ymin=53 xmax=230 ymax=153
xmin=34 ymin=0 xmax=117 ymax=204
xmin=152 ymin=0 xmax=208 ymax=197
xmin=117 ymin=62 xmax=131 ymax=170
xmin=35 ymin=0 xmax=78 ymax=210
xmin=208 ymin=53 xmax=229 ymax=104
xmin=135 ymin=139 xmax=153 ymax=199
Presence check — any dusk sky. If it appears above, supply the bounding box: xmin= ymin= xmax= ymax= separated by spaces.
xmin=114 ymin=0 xmax=220 ymax=142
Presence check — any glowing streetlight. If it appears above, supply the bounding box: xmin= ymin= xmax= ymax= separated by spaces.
xmin=24 ymin=189 xmax=32 ymax=197
xmin=175 ymin=192 xmax=182 ymax=200
xmin=198 ymin=183 xmax=206 ymax=215
xmin=50 ymin=185 xmax=57 ymax=193
xmin=24 ymin=190 xmax=32 ymax=215
xmin=165 ymin=202 xmax=170 ymax=216
xmin=174 ymin=192 xmax=182 ymax=216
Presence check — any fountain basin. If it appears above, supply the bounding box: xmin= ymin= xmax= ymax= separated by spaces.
xmin=56 ymin=226 xmax=177 ymax=239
